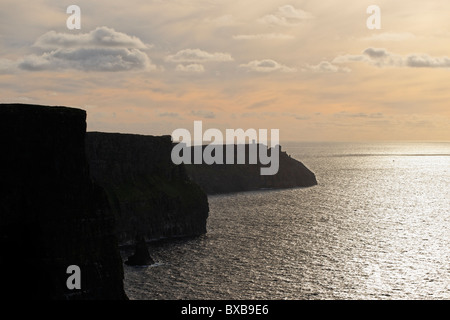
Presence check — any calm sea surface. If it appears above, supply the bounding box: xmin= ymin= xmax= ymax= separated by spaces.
xmin=123 ymin=142 xmax=450 ymax=300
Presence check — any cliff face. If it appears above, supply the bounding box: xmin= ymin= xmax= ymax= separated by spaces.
xmin=185 ymin=145 xmax=317 ymax=194
xmin=85 ymin=132 xmax=209 ymax=244
xmin=0 ymin=104 xmax=126 ymax=300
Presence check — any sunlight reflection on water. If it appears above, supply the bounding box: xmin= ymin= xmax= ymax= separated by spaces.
xmin=124 ymin=142 xmax=450 ymax=300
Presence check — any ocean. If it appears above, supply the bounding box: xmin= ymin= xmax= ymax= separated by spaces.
xmin=122 ymin=142 xmax=450 ymax=300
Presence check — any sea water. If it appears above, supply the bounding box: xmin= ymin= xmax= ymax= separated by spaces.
xmin=123 ymin=142 xmax=450 ymax=300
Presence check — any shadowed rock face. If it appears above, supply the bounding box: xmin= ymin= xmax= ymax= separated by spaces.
xmin=184 ymin=145 xmax=318 ymax=195
xmin=125 ymin=236 xmax=155 ymax=266
xmin=86 ymin=132 xmax=210 ymax=244
xmin=0 ymin=104 xmax=126 ymax=300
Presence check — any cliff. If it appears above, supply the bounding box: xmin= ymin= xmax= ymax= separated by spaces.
xmin=185 ymin=145 xmax=317 ymax=194
xmin=85 ymin=132 xmax=209 ymax=244
xmin=0 ymin=104 xmax=126 ymax=300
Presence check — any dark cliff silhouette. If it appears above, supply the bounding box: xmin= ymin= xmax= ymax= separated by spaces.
xmin=0 ymin=103 xmax=317 ymax=299
xmin=0 ymin=104 xmax=126 ymax=300
xmin=184 ymin=144 xmax=317 ymax=194
xmin=125 ymin=235 xmax=155 ymax=266
xmin=85 ymin=132 xmax=209 ymax=244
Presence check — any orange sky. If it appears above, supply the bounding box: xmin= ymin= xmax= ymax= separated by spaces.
xmin=1 ymin=0 xmax=449 ymax=142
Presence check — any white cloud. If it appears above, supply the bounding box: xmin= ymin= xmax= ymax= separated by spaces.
xmin=305 ymin=61 xmax=350 ymax=73
xmin=332 ymin=47 xmax=450 ymax=69
xmin=5 ymin=26 xmax=155 ymax=72
xmin=259 ymin=5 xmax=314 ymax=26
xmin=166 ymin=49 xmax=233 ymax=63
xmin=240 ymin=59 xmax=296 ymax=73
xmin=205 ymin=15 xmax=237 ymax=26
xmin=332 ymin=54 xmax=371 ymax=64
xmin=175 ymin=63 xmax=205 ymax=73
xmin=362 ymin=32 xmax=416 ymax=42
xmin=34 ymin=26 xmax=149 ymax=49
xmin=18 ymin=48 xmax=154 ymax=72
xmin=332 ymin=48 xmax=400 ymax=68
xmin=233 ymin=33 xmax=294 ymax=40
xmin=0 ymin=58 xmax=18 ymax=73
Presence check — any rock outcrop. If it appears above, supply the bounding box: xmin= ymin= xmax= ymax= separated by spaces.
xmin=85 ymin=132 xmax=209 ymax=244
xmin=185 ymin=144 xmax=317 ymax=194
xmin=125 ymin=236 xmax=155 ymax=266
xmin=0 ymin=104 xmax=127 ymax=300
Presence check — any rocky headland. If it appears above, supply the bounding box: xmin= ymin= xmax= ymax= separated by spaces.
xmin=185 ymin=144 xmax=317 ymax=194
xmin=85 ymin=132 xmax=209 ymax=245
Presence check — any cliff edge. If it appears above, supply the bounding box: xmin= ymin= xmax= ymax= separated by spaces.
xmin=185 ymin=145 xmax=317 ymax=194
xmin=0 ymin=104 xmax=126 ymax=300
xmin=86 ymin=132 xmax=209 ymax=244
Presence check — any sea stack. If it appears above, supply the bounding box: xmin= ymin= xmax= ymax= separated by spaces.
xmin=125 ymin=236 xmax=155 ymax=266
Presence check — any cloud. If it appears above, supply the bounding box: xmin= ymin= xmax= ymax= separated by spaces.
xmin=190 ymin=110 xmax=216 ymax=119
xmin=6 ymin=27 xmax=155 ymax=72
xmin=362 ymin=32 xmax=416 ymax=42
xmin=205 ymin=15 xmax=237 ymax=26
xmin=248 ymin=98 xmax=278 ymax=109
xmin=332 ymin=48 xmax=450 ymax=69
xmin=363 ymin=48 xmax=388 ymax=58
xmin=166 ymin=49 xmax=233 ymax=63
xmin=159 ymin=112 xmax=180 ymax=118
xmin=259 ymin=5 xmax=314 ymax=26
xmin=18 ymin=48 xmax=154 ymax=72
xmin=0 ymin=58 xmax=18 ymax=73
xmin=304 ymin=61 xmax=351 ymax=73
xmin=334 ymin=112 xmax=384 ymax=119
xmin=282 ymin=112 xmax=310 ymax=120
xmin=406 ymin=54 xmax=450 ymax=68
xmin=34 ymin=27 xmax=149 ymax=49
xmin=175 ymin=64 xmax=205 ymax=73
xmin=233 ymin=33 xmax=294 ymax=40
xmin=332 ymin=54 xmax=371 ymax=64
xmin=240 ymin=59 xmax=296 ymax=73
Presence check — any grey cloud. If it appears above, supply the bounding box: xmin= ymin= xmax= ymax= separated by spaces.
xmin=334 ymin=112 xmax=384 ymax=119
xmin=240 ymin=59 xmax=296 ymax=73
xmin=34 ymin=27 xmax=149 ymax=49
xmin=159 ymin=112 xmax=180 ymax=118
xmin=166 ymin=49 xmax=233 ymax=63
xmin=363 ymin=48 xmax=388 ymax=58
xmin=287 ymin=113 xmax=309 ymax=120
xmin=332 ymin=48 xmax=394 ymax=66
xmin=248 ymin=98 xmax=277 ymax=109
xmin=191 ymin=110 xmax=216 ymax=119
xmin=240 ymin=112 xmax=278 ymax=119
xmin=333 ymin=48 xmax=450 ymax=69
xmin=8 ymin=27 xmax=155 ymax=72
xmin=406 ymin=54 xmax=450 ymax=68
xmin=18 ymin=47 xmax=154 ymax=72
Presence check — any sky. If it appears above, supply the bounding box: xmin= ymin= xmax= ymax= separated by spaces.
xmin=1 ymin=0 xmax=449 ymax=142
